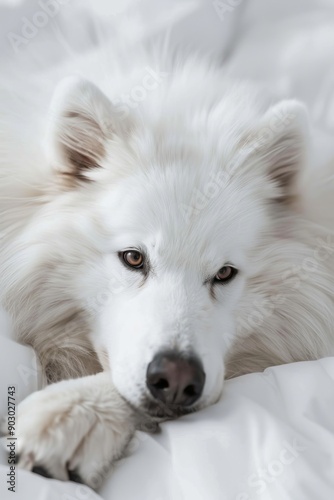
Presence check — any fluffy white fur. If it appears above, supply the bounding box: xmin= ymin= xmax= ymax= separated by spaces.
xmin=1 ymin=39 xmax=334 ymax=485
xmin=14 ymin=372 xmax=135 ymax=488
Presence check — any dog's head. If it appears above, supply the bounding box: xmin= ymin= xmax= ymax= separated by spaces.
xmin=44 ymin=76 xmax=308 ymax=419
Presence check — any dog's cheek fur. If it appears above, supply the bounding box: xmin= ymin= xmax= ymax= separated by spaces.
xmin=0 ymin=197 xmax=106 ymax=382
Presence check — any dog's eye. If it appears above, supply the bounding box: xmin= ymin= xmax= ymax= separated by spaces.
xmin=214 ymin=266 xmax=238 ymax=284
xmin=121 ymin=250 xmax=144 ymax=269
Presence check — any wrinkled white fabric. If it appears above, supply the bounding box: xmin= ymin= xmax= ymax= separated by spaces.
xmin=101 ymin=358 xmax=334 ymax=500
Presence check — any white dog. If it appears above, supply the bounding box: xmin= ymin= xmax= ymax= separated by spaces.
xmin=1 ymin=16 xmax=334 ymax=488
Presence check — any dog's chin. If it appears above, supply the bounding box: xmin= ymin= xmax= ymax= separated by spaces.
xmin=139 ymin=397 xmax=199 ymax=422
xmin=120 ymin=394 xmax=202 ymax=432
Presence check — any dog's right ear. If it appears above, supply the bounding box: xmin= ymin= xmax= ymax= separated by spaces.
xmin=46 ymin=77 xmax=128 ymax=183
xmin=239 ymin=100 xmax=309 ymax=205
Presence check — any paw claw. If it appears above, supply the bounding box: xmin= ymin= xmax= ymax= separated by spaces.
xmin=68 ymin=468 xmax=84 ymax=484
xmin=32 ymin=465 xmax=53 ymax=479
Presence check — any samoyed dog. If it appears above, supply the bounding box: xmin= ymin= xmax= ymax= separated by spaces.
xmin=1 ymin=7 xmax=334 ymax=488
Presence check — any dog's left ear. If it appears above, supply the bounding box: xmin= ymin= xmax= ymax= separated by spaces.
xmin=46 ymin=77 xmax=128 ymax=183
xmin=245 ymin=100 xmax=309 ymax=203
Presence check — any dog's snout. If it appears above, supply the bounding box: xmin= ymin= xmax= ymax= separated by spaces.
xmin=146 ymin=351 xmax=205 ymax=407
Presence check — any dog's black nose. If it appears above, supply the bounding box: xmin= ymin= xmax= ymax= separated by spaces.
xmin=146 ymin=351 xmax=205 ymax=406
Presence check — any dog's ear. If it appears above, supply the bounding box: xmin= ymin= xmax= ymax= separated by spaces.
xmin=46 ymin=77 xmax=126 ymax=183
xmin=244 ymin=100 xmax=309 ymax=203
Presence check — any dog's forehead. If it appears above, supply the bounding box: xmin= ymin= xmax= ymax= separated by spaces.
xmin=98 ymin=164 xmax=266 ymax=265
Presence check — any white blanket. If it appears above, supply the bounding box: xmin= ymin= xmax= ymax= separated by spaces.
xmin=1 ymin=1 xmax=334 ymax=499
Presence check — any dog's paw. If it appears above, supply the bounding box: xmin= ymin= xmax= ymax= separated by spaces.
xmin=3 ymin=374 xmax=135 ymax=489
